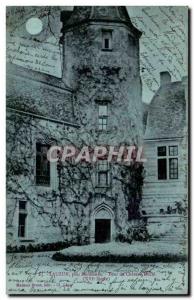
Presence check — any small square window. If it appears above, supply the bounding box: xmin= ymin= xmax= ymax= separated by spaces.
xmin=99 ymin=104 xmax=108 ymax=116
xmin=19 ymin=201 xmax=26 ymax=210
xmin=157 ymin=145 xmax=178 ymax=181
xmin=97 ymin=160 xmax=109 ymax=187
xmin=157 ymin=146 xmax=166 ymax=157
xmin=169 ymin=158 xmax=178 ymax=179
xmin=102 ymin=30 xmax=112 ymax=50
xmin=98 ymin=104 xmax=108 ymax=130
xmin=98 ymin=160 xmax=109 ymax=171
xmin=98 ymin=117 xmax=107 ymax=130
xmin=169 ymin=146 xmax=178 ymax=156
xmin=98 ymin=172 xmax=108 ymax=186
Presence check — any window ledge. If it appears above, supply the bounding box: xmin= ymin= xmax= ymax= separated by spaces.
xmin=35 ymin=184 xmax=51 ymax=188
xmin=101 ymin=48 xmax=112 ymax=52
xmin=143 ymin=214 xmax=187 ymax=218
xmin=95 ymin=98 xmax=112 ymax=103
xmin=95 ymin=185 xmax=110 ymax=189
xmin=19 ymin=239 xmax=35 ymax=243
xmin=144 ymin=179 xmax=183 ymax=184
xmin=19 ymin=209 xmax=27 ymax=214
xmin=35 ymin=182 xmax=50 ymax=186
xmin=35 ymin=186 xmax=53 ymax=193
xmin=157 ymin=179 xmax=179 ymax=182
xmin=95 ymin=129 xmax=111 ymax=133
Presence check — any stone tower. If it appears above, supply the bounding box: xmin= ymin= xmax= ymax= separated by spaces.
xmin=6 ymin=6 xmax=144 ymax=246
xmin=60 ymin=6 xmax=143 ymax=146
xmin=59 ymin=7 xmax=143 ymax=243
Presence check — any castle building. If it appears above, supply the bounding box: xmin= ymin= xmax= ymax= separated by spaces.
xmin=142 ymin=72 xmax=188 ymax=243
xmin=6 ymin=6 xmax=187 ymax=247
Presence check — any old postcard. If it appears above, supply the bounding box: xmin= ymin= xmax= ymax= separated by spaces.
xmin=6 ymin=6 xmax=189 ymax=295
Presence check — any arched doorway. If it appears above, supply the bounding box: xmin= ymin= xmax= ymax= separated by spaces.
xmin=90 ymin=203 xmax=114 ymax=243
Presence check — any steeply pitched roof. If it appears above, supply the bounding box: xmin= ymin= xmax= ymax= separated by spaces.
xmin=144 ymin=80 xmax=186 ymax=140
xmin=61 ymin=6 xmax=142 ymax=38
xmin=142 ymin=102 xmax=149 ymax=134
xmin=6 ymin=63 xmax=77 ymax=125
xmin=6 ymin=63 xmax=73 ymax=92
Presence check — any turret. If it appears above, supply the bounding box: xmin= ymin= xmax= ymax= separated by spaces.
xmin=60 ymin=6 xmax=143 ymax=146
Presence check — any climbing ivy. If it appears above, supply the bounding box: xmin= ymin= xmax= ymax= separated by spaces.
xmin=120 ymin=154 xmax=145 ymax=220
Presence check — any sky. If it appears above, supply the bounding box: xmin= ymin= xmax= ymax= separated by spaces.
xmin=127 ymin=6 xmax=188 ymax=103
xmin=6 ymin=6 xmax=188 ymax=103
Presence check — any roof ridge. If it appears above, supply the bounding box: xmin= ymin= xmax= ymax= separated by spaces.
xmin=6 ymin=62 xmax=73 ymax=92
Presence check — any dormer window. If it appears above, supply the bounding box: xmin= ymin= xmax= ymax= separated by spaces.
xmin=102 ymin=30 xmax=112 ymax=50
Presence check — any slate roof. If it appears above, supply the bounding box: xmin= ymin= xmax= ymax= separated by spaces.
xmin=6 ymin=63 xmax=77 ymax=125
xmin=144 ymin=80 xmax=187 ymax=140
xmin=6 ymin=63 xmax=73 ymax=92
xmin=61 ymin=6 xmax=142 ymax=38
xmin=142 ymin=102 xmax=149 ymax=134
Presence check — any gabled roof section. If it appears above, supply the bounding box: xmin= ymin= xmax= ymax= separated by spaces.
xmin=6 ymin=63 xmax=73 ymax=92
xmin=144 ymin=79 xmax=187 ymax=140
xmin=6 ymin=63 xmax=77 ymax=126
xmin=142 ymin=102 xmax=149 ymax=134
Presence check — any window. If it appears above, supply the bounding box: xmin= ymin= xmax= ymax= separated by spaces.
xmin=98 ymin=104 xmax=108 ymax=130
xmin=18 ymin=200 xmax=27 ymax=238
xmin=97 ymin=160 xmax=109 ymax=187
xmin=158 ymin=158 xmax=167 ymax=180
xmin=158 ymin=146 xmax=166 ymax=156
xmin=102 ymin=30 xmax=112 ymax=50
xmin=19 ymin=201 xmax=26 ymax=210
xmin=169 ymin=158 xmax=178 ymax=179
xmin=169 ymin=145 xmax=178 ymax=179
xmin=169 ymin=146 xmax=178 ymax=156
xmin=36 ymin=143 xmax=50 ymax=185
xmin=157 ymin=145 xmax=178 ymax=180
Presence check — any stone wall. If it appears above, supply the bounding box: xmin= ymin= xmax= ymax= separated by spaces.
xmin=6 ymin=108 xmax=137 ymax=246
xmin=62 ymin=22 xmax=143 ymax=146
xmin=6 ymin=110 xmax=79 ymax=245
xmin=141 ymin=137 xmax=188 ymax=243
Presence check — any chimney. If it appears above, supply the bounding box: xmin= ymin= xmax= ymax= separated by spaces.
xmin=160 ymin=71 xmax=171 ymax=86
